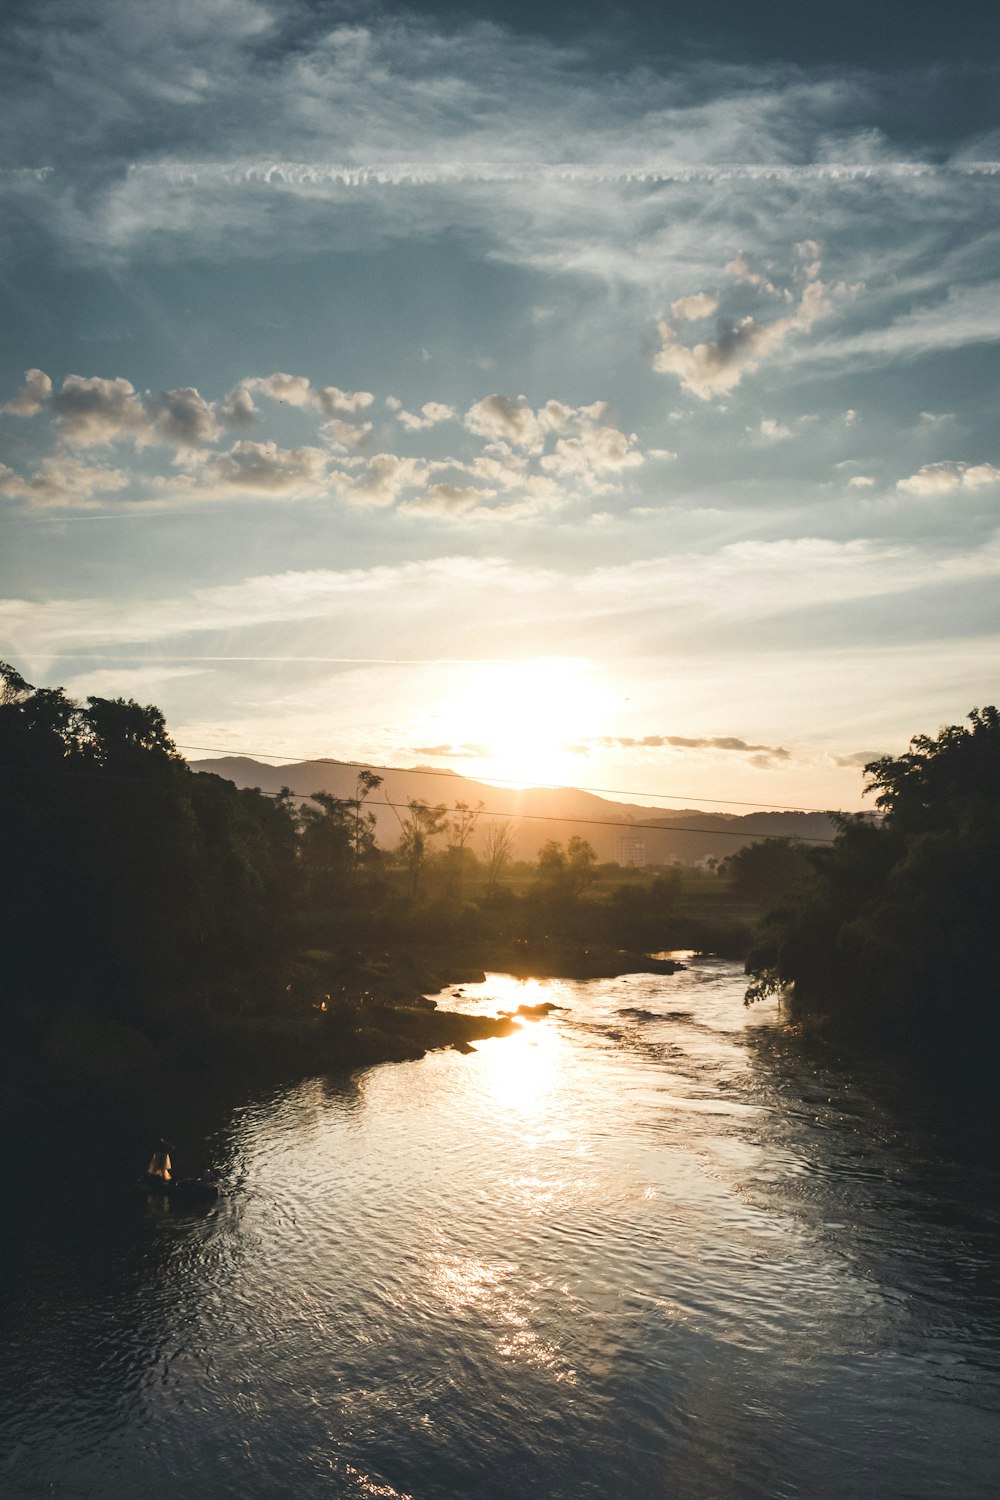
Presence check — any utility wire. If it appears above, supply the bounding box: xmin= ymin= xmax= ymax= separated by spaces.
xmin=173 ymin=741 xmax=843 ymax=816
xmin=1 ymin=759 xmax=840 ymax=843
xmin=231 ymin=784 xmax=842 ymax=844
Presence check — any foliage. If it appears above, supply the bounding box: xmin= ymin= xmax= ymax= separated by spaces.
xmin=535 ymin=836 xmax=598 ymax=901
xmin=745 ymin=708 xmax=1000 ymax=1068
xmin=720 ymin=838 xmax=815 ymax=906
xmin=396 ymin=798 xmax=448 ymax=896
xmin=0 ymin=662 xmax=298 ymax=1020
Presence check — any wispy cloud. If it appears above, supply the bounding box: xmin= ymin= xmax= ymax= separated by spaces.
xmin=568 ymin=733 xmax=791 ymax=762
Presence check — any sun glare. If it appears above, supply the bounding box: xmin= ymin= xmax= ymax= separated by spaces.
xmin=434 ymin=659 xmax=602 ymax=787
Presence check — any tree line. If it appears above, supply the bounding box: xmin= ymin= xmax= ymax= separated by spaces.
xmin=744 ymin=706 xmax=1000 ymax=1075
xmin=0 ymin=665 xmax=693 ymax=1039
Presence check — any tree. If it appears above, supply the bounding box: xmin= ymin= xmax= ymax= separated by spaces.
xmin=535 ymin=836 xmax=597 ymax=901
xmin=0 ymin=660 xmax=29 ymax=707
xmin=397 ymin=799 xmax=448 ymax=896
xmin=298 ymin=791 xmax=354 ymax=901
xmin=443 ymin=799 xmax=483 ymax=893
xmin=350 ymin=769 xmax=383 ymax=869
xmin=720 ymin=838 xmax=815 ymax=907
xmin=745 ymin=707 xmax=1000 ymax=1070
xmin=484 ymin=819 xmax=516 ymax=893
xmin=565 ymin=835 xmax=597 ymax=897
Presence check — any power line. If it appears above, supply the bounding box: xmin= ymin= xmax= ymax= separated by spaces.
xmin=174 ymin=742 xmax=842 ymax=816
xmin=269 ymin=786 xmax=839 ymax=846
xmin=2 ymin=758 xmax=840 ymax=843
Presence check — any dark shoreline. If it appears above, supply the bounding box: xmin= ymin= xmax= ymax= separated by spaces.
xmin=0 ymin=940 xmax=688 ymax=1124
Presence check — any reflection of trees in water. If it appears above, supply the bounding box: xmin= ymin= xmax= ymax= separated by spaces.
xmin=741 ymin=1016 xmax=1000 ymax=1361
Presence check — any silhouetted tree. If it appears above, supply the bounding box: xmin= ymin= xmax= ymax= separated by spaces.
xmin=720 ymin=838 xmax=815 ymax=906
xmin=351 ymin=769 xmax=384 ymax=868
xmin=745 ymin=707 xmax=1000 ymax=1073
xmin=397 ymin=799 xmax=448 ymax=896
xmin=483 ymin=819 xmax=516 ymax=893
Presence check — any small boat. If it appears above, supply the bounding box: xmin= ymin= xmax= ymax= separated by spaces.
xmin=142 ymin=1172 xmax=219 ymax=1201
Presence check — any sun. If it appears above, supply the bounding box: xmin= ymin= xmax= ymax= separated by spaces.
xmin=435 ymin=658 xmax=603 ymax=787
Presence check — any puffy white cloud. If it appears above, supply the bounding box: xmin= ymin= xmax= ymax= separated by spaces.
xmin=396 ymin=401 xmax=455 ymax=431
xmin=21 ymin=372 xmax=150 ymax=446
xmin=3 ymin=368 xmax=226 ymax=453
xmin=897 ymin=460 xmax=1000 ymax=495
xmin=653 ymin=254 xmax=836 ymax=399
xmin=3 ymin=368 xmax=53 ymax=416
xmin=314 ymin=385 xmax=374 ymax=416
xmin=247 ymin=372 xmax=373 ymax=416
xmin=537 ymin=399 xmax=577 ymax=432
xmin=247 ymin=371 xmax=312 ymax=407
xmin=149 ymin=386 xmax=219 ymax=452
xmin=724 ymin=254 xmax=777 ymax=293
xmin=464 ymin=394 xmax=544 ymax=452
xmin=671 ymin=292 xmax=718 ymax=321
xmin=339 ymin=453 xmax=429 ymax=508
xmin=540 ymin=419 xmax=643 ymax=483
xmin=0 ymin=451 xmax=129 ymax=508
xmin=218 ymin=385 xmax=257 ymax=427
xmin=210 ymin=440 xmax=328 ymax=492
xmin=755 ymin=418 xmax=793 ymax=441
xmin=322 ymin=418 xmax=373 ymax=451
xmin=848 ymin=474 xmax=876 ymax=488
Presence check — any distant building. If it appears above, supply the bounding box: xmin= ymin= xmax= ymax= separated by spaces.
xmin=615 ymin=835 xmax=647 ymax=868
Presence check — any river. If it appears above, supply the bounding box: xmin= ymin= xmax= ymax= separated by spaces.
xmin=3 ymin=957 xmax=1000 ymax=1499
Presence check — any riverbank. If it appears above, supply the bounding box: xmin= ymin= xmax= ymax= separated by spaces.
xmin=0 ymin=937 xmax=688 ymax=1123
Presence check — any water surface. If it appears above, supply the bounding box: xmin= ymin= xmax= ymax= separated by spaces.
xmin=4 ymin=958 xmax=1000 ymax=1498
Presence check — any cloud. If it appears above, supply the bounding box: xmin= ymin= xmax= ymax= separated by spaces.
xmin=339 ymin=453 xmax=429 ymax=508
xmin=218 ymin=385 xmax=257 ymax=427
xmin=464 ymin=394 xmax=544 ymax=453
xmin=897 ymin=461 xmax=1000 ymax=495
xmin=209 ymin=440 xmax=328 ymax=492
xmin=919 ymin=410 xmax=954 ymax=427
xmin=568 ymin=733 xmax=791 ymax=761
xmin=2 ymin=363 xmax=640 ymax=516
xmin=724 ymin=254 xmax=776 ymax=293
xmin=848 ymin=474 xmax=876 ymax=488
xmin=755 ymin=418 xmax=793 ymax=441
xmin=0 ymin=451 xmax=129 ymax=508
xmin=148 ymin=386 xmax=219 ymax=453
xmin=322 ymin=418 xmax=373 ymax=452
xmin=248 ymin=372 xmax=373 ymax=416
xmin=3 ymin=370 xmax=151 ymax=446
xmin=833 ymin=749 xmax=886 ymax=767
xmin=671 ymin=292 xmax=719 ymax=321
xmin=398 ymin=483 xmax=495 ymax=518
xmin=653 ymin=252 xmax=837 ymax=400
xmin=539 ymin=419 xmax=643 ymax=483
xmin=410 ymin=743 xmax=490 ymax=758
xmin=0 ymin=555 xmax=539 ymax=653
xmin=3 ymin=368 xmax=52 ymax=416
xmin=396 ymin=401 xmax=455 ymax=431
xmin=4 ymin=368 xmax=219 ymax=453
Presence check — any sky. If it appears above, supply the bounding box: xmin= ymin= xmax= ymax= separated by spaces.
xmin=1 ymin=0 xmax=999 ymax=811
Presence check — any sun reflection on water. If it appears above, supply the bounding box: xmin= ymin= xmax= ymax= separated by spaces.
xmin=468 ymin=976 xmax=565 ymax=1119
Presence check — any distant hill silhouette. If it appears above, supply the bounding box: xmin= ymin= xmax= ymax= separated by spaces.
xmin=189 ymin=756 xmax=839 ymax=865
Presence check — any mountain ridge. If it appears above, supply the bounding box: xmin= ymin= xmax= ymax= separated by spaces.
xmin=189 ymin=755 xmax=839 ymax=865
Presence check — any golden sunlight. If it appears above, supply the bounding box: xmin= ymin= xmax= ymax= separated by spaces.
xmin=436 ymin=658 xmax=606 ymax=787
xmin=470 ymin=976 xmax=564 ymax=1118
